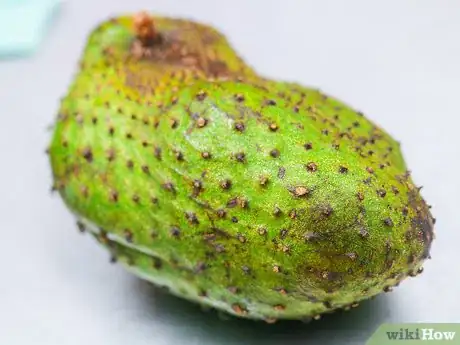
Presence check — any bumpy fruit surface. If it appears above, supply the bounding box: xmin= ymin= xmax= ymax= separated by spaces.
xmin=48 ymin=12 xmax=435 ymax=322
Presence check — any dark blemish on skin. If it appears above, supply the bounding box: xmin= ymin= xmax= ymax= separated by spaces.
xmin=270 ymin=149 xmax=280 ymax=158
xmin=196 ymin=117 xmax=207 ymax=128
xmin=231 ymin=304 xmax=247 ymax=315
xmin=132 ymin=194 xmax=140 ymax=203
xmin=306 ymin=162 xmax=317 ymax=172
xmin=269 ymin=123 xmax=279 ymax=131
xmin=304 ymin=142 xmax=313 ymax=150
xmin=234 ymin=122 xmax=245 ymax=132
xmin=339 ymin=166 xmax=348 ymax=174
xmin=142 ymin=165 xmax=150 ymax=174
xmin=201 ymin=151 xmax=211 ymax=159
xmin=162 ymin=182 xmax=176 ymax=194
xmin=359 ymin=228 xmax=369 ymax=238
xmin=235 ymin=152 xmax=246 ymax=163
xmin=124 ymin=229 xmax=133 ymax=243
xmin=266 ymin=99 xmax=277 ymax=106
xmin=383 ymin=218 xmax=394 ymax=227
xmin=275 ymin=287 xmax=287 ymax=295
xmin=170 ymin=118 xmax=179 ymax=128
xmin=175 ymin=150 xmax=184 ymax=161
xmin=106 ymin=149 xmax=115 ymax=162
xmin=227 ymin=198 xmax=238 ymax=208
xmin=280 ymin=229 xmax=288 ymax=239
xmin=363 ymin=177 xmax=372 ymax=185
xmin=366 ymin=167 xmax=374 ymax=174
xmin=82 ymin=147 xmax=93 ymax=162
xmin=109 ymin=190 xmax=118 ymax=202
xmin=319 ymin=204 xmax=333 ymax=217
xmin=290 ymin=186 xmax=310 ymax=198
xmin=377 ymin=189 xmax=387 ymax=198
xmin=383 ymin=286 xmax=393 ymax=293
xmin=196 ymin=90 xmax=207 ymax=101
xmin=274 ymin=305 xmax=286 ymax=311
xmin=185 ymin=212 xmax=199 ymax=225
xmin=170 ymin=227 xmax=181 ymax=237
xmin=238 ymin=197 xmax=248 ymax=208
xmin=153 ymin=257 xmax=162 ymax=269
xmin=220 ymin=179 xmax=232 ymax=190
xmin=195 ymin=262 xmax=207 ymax=273
xmin=154 ymin=147 xmax=162 ymax=160
xmin=259 ymin=176 xmax=269 ymax=186
xmin=258 ymin=227 xmax=267 ymax=236
xmin=126 ymin=160 xmax=134 ymax=169
xmin=237 ymin=234 xmax=247 ymax=243
xmin=231 ymin=217 xmax=238 ymax=223
xmin=278 ymin=167 xmax=286 ymax=179
xmin=217 ymin=209 xmax=227 ymax=218
xmin=273 ymin=206 xmax=282 ymax=217
xmin=235 ymin=94 xmax=245 ymax=102
xmin=357 ymin=192 xmax=364 ymax=201
xmin=192 ymin=180 xmax=202 ymax=196
xmin=214 ymin=244 xmax=225 ymax=253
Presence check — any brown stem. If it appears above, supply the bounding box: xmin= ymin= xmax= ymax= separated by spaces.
xmin=133 ymin=12 xmax=156 ymax=45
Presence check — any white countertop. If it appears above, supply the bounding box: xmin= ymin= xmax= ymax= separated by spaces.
xmin=1 ymin=1 xmax=459 ymax=344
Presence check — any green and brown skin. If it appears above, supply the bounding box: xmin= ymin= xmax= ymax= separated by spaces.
xmin=48 ymin=12 xmax=435 ymax=322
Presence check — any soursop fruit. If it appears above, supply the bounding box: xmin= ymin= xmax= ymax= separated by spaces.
xmin=48 ymin=12 xmax=435 ymax=322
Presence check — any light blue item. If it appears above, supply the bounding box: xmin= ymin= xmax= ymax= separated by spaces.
xmin=0 ymin=0 xmax=61 ymax=58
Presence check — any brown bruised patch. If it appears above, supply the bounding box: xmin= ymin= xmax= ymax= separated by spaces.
xmin=127 ymin=16 xmax=236 ymax=81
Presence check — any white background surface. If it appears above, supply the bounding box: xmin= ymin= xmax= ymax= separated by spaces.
xmin=1 ymin=1 xmax=459 ymax=344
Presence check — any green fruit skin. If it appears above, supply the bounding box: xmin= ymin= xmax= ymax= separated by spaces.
xmin=48 ymin=14 xmax=434 ymax=321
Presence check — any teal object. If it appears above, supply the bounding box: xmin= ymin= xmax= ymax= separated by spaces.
xmin=0 ymin=0 xmax=61 ymax=58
